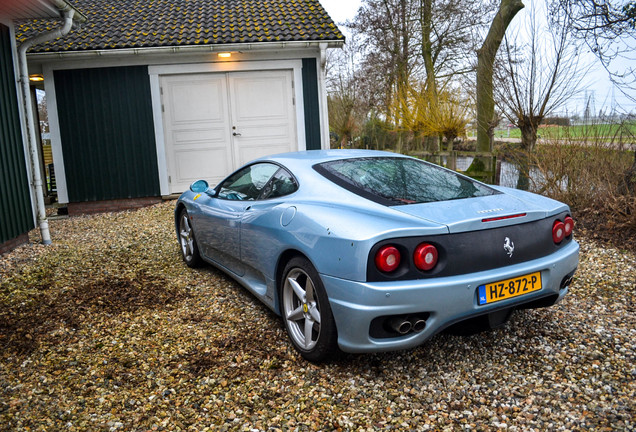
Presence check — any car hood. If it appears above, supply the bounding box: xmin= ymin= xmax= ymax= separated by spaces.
xmin=392 ymin=190 xmax=567 ymax=234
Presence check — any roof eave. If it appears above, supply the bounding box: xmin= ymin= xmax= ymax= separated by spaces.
xmin=26 ymin=39 xmax=345 ymax=60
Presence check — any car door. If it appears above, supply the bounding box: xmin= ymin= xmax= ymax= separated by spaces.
xmin=195 ymin=163 xmax=280 ymax=276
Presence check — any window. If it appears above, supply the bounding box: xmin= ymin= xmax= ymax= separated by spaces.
xmin=217 ymin=163 xmax=297 ymax=201
xmin=218 ymin=163 xmax=279 ymax=200
xmin=260 ymin=168 xmax=298 ymax=199
xmin=314 ymin=157 xmax=498 ymax=206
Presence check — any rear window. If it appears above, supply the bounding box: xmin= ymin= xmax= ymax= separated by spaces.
xmin=314 ymin=157 xmax=498 ymax=205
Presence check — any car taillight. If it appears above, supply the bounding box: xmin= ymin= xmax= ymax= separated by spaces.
xmin=564 ymin=216 xmax=574 ymax=237
xmin=414 ymin=243 xmax=438 ymax=271
xmin=375 ymin=246 xmax=401 ymax=273
xmin=552 ymin=220 xmax=566 ymax=244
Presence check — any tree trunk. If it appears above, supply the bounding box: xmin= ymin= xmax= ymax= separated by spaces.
xmin=519 ymin=120 xmax=538 ymax=152
xmin=476 ymin=0 xmax=525 ymax=153
xmin=516 ymin=121 xmax=538 ymax=190
xmin=421 ymin=0 xmax=437 ymax=99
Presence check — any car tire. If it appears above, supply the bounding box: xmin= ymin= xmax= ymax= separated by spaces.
xmin=178 ymin=208 xmax=202 ymax=268
xmin=280 ymin=257 xmax=339 ymax=362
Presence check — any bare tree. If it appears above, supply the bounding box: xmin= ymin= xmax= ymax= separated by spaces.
xmin=349 ymin=0 xmax=493 ymax=126
xmin=550 ymin=0 xmax=636 ymax=97
xmin=326 ymin=34 xmax=368 ymax=148
xmin=495 ymin=1 xmax=587 ymax=153
xmin=495 ymin=1 xmax=588 ymax=189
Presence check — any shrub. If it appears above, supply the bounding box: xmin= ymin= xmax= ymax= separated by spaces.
xmin=526 ymin=119 xmax=635 ymax=246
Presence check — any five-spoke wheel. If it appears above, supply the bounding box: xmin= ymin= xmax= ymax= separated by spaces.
xmin=281 ymin=257 xmax=338 ymax=362
xmin=178 ymin=208 xmax=202 ymax=267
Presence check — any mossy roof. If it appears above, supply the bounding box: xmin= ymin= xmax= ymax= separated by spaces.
xmin=16 ymin=0 xmax=344 ymax=53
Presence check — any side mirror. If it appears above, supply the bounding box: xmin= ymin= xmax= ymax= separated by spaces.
xmin=189 ymin=179 xmax=209 ymax=193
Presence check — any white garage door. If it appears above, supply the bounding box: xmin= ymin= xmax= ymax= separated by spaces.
xmin=161 ymin=70 xmax=297 ymax=194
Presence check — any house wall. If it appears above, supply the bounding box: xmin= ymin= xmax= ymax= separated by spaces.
xmin=0 ymin=23 xmax=34 ymax=250
xmin=53 ymin=65 xmax=160 ymax=203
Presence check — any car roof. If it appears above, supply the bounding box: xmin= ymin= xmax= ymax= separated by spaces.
xmin=255 ymin=149 xmax=405 ymax=168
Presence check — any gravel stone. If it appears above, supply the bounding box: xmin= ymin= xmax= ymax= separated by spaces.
xmin=0 ymin=201 xmax=634 ymax=431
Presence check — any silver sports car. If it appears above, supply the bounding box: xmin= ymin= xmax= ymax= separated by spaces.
xmin=175 ymin=150 xmax=579 ymax=362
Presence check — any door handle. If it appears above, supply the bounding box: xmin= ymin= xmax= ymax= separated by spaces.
xmin=233 ymin=132 xmax=241 ymax=136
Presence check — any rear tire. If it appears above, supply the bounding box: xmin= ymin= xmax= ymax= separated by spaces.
xmin=280 ymin=257 xmax=339 ymax=362
xmin=178 ymin=208 xmax=202 ymax=268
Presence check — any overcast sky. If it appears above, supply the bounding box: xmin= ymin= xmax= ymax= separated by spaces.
xmin=318 ymin=0 xmax=635 ymax=115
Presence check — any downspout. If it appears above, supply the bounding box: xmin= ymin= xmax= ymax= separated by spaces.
xmin=17 ymin=8 xmax=76 ymax=245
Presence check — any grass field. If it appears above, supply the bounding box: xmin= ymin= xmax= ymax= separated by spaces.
xmin=492 ymin=121 xmax=636 ymax=141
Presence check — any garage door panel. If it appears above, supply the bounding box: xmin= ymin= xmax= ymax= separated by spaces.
xmin=230 ymin=71 xmax=296 ymax=168
xmin=231 ymin=76 xmax=288 ymax=121
xmin=175 ymin=148 xmax=231 ymax=185
xmin=169 ymin=79 xmax=226 ymax=124
xmin=237 ymin=124 xmax=290 ymax=139
xmin=173 ymin=128 xmax=228 ymax=145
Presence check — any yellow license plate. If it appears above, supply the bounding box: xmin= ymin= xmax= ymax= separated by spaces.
xmin=478 ymin=272 xmax=542 ymax=305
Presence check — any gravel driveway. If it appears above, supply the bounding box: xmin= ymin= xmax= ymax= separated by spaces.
xmin=1 ymin=201 xmax=634 ymax=431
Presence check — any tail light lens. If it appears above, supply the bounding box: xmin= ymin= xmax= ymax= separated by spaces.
xmin=414 ymin=243 xmax=438 ymax=271
xmin=564 ymin=216 xmax=574 ymax=237
xmin=552 ymin=220 xmax=566 ymax=244
xmin=375 ymin=246 xmax=401 ymax=273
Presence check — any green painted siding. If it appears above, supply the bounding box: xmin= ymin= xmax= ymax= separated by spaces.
xmin=54 ymin=66 xmax=159 ymax=202
xmin=0 ymin=23 xmax=34 ymax=245
xmin=302 ymin=58 xmax=322 ymax=150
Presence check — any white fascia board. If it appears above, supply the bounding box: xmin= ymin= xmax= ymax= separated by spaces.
xmin=25 ymin=40 xmax=343 ymax=63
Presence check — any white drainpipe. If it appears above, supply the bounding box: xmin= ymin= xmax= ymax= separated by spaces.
xmin=17 ymin=7 xmax=76 ymax=245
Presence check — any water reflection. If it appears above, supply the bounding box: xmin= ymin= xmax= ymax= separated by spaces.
xmin=438 ymin=156 xmax=538 ymax=189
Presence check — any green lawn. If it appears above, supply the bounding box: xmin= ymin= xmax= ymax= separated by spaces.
xmin=493 ymin=121 xmax=636 ymax=141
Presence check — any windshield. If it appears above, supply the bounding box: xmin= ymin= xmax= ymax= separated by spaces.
xmin=314 ymin=157 xmax=498 ymax=205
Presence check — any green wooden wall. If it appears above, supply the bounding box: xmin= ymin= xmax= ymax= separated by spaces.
xmin=54 ymin=66 xmax=159 ymax=202
xmin=0 ymin=23 xmax=34 ymax=245
xmin=302 ymin=58 xmax=322 ymax=150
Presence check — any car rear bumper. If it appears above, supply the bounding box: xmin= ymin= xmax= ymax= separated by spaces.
xmin=323 ymin=240 xmax=579 ymax=353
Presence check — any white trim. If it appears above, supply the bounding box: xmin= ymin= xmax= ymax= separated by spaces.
xmin=42 ymin=64 xmax=69 ymax=203
xmin=318 ymin=43 xmax=331 ymax=150
xmin=148 ymin=60 xmax=307 ymax=196
xmin=149 ymin=72 xmax=170 ymax=196
xmin=148 ymin=59 xmax=303 ymax=75
xmin=26 ymin=40 xmax=344 ymax=62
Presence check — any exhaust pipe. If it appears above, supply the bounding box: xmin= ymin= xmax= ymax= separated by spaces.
xmin=409 ymin=317 xmax=427 ymax=332
xmin=387 ymin=317 xmax=412 ymax=335
xmin=560 ymin=275 xmax=574 ymax=289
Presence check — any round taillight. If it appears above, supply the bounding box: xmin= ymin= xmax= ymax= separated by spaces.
xmin=564 ymin=216 xmax=574 ymax=237
xmin=375 ymin=246 xmax=401 ymax=273
xmin=552 ymin=220 xmax=565 ymax=244
xmin=414 ymin=243 xmax=438 ymax=271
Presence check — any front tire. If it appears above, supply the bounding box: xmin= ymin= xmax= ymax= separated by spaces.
xmin=280 ymin=257 xmax=339 ymax=362
xmin=178 ymin=208 xmax=202 ymax=268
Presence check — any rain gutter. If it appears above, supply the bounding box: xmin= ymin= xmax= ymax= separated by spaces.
xmin=25 ymin=39 xmax=345 ymax=61
xmin=17 ymin=1 xmax=84 ymax=245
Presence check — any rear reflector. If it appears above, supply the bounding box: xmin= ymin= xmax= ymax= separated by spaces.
xmin=375 ymin=246 xmax=401 ymax=273
xmin=552 ymin=220 xmax=566 ymax=244
xmin=414 ymin=243 xmax=438 ymax=271
xmin=482 ymin=213 xmax=527 ymax=223
xmin=564 ymin=216 xmax=574 ymax=237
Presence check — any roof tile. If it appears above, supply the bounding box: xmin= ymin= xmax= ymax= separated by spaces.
xmin=16 ymin=0 xmax=344 ymax=53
